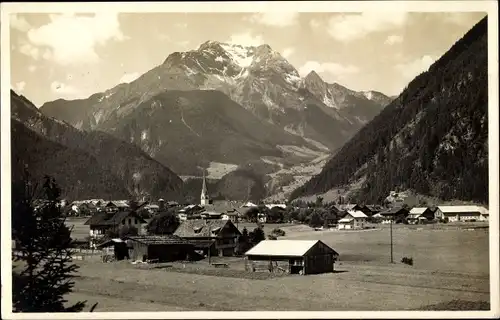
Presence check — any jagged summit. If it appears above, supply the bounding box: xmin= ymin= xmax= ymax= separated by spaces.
xmin=304 ymin=70 xmax=323 ymax=82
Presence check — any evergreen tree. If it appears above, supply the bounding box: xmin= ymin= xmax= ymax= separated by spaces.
xmin=12 ymin=174 xmax=88 ymax=312
xmin=249 ymin=227 xmax=265 ymax=245
xmin=147 ymin=209 xmax=180 ymax=235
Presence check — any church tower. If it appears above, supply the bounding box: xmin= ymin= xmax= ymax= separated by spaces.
xmin=200 ymin=169 xmax=210 ymax=206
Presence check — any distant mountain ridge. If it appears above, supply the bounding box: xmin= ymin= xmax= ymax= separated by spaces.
xmin=37 ymin=40 xmax=395 ymax=200
xmin=39 ymin=41 xmax=391 ymax=167
xmin=11 ymin=90 xmax=184 ymax=201
xmin=290 ymin=16 xmax=489 ymax=205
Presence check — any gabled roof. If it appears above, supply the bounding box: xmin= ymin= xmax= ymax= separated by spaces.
xmin=84 ymin=210 xmax=146 ymax=226
xmin=106 ymin=200 xmax=130 ymax=208
xmin=437 ymin=205 xmax=488 ymax=214
xmin=174 ymin=219 xmax=241 ymax=238
xmin=245 ymin=240 xmax=338 ymax=257
xmin=242 ymin=201 xmax=258 ymax=207
xmin=338 ymin=217 xmax=353 ymax=223
xmin=346 ymin=210 xmax=367 ymax=218
xmin=125 ymin=235 xmax=190 ymax=245
xmin=265 ymin=204 xmax=287 ymax=210
xmin=409 ymin=207 xmax=428 ymax=214
xmin=380 ymin=206 xmax=409 ymax=216
xmin=366 ymin=205 xmax=383 ymax=211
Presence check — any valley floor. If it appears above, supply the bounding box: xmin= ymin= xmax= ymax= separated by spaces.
xmin=65 ymin=223 xmax=491 ymax=312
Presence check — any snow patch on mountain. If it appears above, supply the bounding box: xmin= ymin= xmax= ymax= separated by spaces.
xmin=284 ymin=73 xmax=301 ymax=86
xmin=220 ymin=43 xmax=254 ymax=68
xmin=94 ymin=110 xmax=105 ymax=124
xmin=363 ymin=91 xmax=373 ymax=100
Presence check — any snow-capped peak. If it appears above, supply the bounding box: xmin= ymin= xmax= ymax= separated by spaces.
xmin=363 ymin=91 xmax=374 ymax=100
xmin=219 ymin=43 xmax=255 ymax=68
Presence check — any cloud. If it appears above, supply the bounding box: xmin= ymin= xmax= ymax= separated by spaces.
xmin=227 ymin=32 xmax=264 ymax=46
xmin=119 ymin=72 xmax=140 ymax=84
xmin=327 ymin=12 xmax=408 ymax=42
xmin=28 ymin=65 xmax=37 ymax=72
xmin=281 ymin=47 xmax=295 ymax=59
xmin=10 ymin=14 xmax=32 ymax=32
xmin=50 ymin=81 xmax=79 ymax=96
xmin=385 ymin=35 xmax=403 ymax=45
xmin=26 ymin=13 xmax=127 ymax=66
xmin=442 ymin=12 xmax=479 ymax=26
xmin=19 ymin=41 xmax=40 ymax=60
xmin=177 ymin=40 xmax=190 ymax=48
xmin=309 ymin=19 xmax=321 ymax=29
xmin=298 ymin=61 xmax=360 ymax=77
xmin=245 ymin=12 xmax=299 ymax=27
xmin=15 ymin=81 xmax=26 ymax=93
xmin=395 ymin=55 xmax=435 ymax=80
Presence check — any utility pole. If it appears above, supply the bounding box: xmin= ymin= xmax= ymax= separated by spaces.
xmin=390 ymin=213 xmax=394 ymax=263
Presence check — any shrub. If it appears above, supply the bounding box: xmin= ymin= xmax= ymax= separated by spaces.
xmin=271 ymin=228 xmax=286 ymax=237
xmin=267 ymin=235 xmax=277 ymax=240
xmin=401 ymin=256 xmax=414 ymax=266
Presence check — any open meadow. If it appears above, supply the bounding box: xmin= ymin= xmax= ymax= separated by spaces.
xmin=64 ymin=221 xmax=491 ymax=311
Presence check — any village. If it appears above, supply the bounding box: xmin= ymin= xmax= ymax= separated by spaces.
xmin=38 ymin=174 xmax=489 ymax=311
xmin=50 ymin=174 xmax=490 ymax=278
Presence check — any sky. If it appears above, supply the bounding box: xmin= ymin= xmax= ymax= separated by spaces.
xmin=7 ymin=10 xmax=487 ymax=107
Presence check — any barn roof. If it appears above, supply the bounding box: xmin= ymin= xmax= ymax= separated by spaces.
xmin=125 ymin=235 xmax=190 ymax=245
xmin=245 ymin=240 xmax=338 ymax=257
xmin=409 ymin=207 xmax=428 ymax=214
xmin=380 ymin=206 xmax=409 ymax=216
xmin=106 ymin=200 xmax=130 ymax=208
xmin=437 ymin=205 xmax=488 ymax=214
xmin=173 ymin=219 xmax=240 ymax=238
xmin=346 ymin=210 xmax=367 ymax=218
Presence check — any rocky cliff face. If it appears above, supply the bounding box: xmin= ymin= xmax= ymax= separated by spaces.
xmin=291 ymin=17 xmax=489 ymax=205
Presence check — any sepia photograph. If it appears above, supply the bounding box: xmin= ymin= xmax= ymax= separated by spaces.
xmin=1 ymin=1 xmax=499 ymax=319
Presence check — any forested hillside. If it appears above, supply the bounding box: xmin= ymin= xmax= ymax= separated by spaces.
xmin=290 ymin=16 xmax=489 ymax=204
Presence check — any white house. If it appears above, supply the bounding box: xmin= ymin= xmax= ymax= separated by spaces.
xmin=84 ymin=211 xmax=147 ymax=248
xmin=337 ymin=210 xmax=367 ymax=230
xmin=408 ymin=207 xmax=436 ymax=224
xmin=434 ymin=205 xmax=488 ymax=222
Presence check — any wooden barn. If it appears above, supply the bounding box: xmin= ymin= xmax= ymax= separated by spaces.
xmin=174 ymin=219 xmax=241 ymax=257
xmin=408 ymin=207 xmax=437 ymax=224
xmin=124 ymin=235 xmax=195 ymax=262
xmin=245 ymin=240 xmax=339 ymax=275
xmin=97 ymin=238 xmax=130 ymax=262
xmin=379 ymin=207 xmax=410 ymax=224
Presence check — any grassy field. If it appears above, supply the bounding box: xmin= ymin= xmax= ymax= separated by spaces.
xmin=62 ymin=221 xmax=491 ymax=311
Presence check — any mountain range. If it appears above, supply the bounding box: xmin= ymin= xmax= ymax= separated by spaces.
xmin=290 ymin=16 xmax=489 ymax=205
xmin=11 ymin=91 xmax=184 ymax=201
xmin=31 ymin=41 xmax=392 ymax=200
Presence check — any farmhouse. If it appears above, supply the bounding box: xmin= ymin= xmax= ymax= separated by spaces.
xmin=245 ymin=240 xmax=339 ymax=275
xmin=221 ymin=211 xmax=239 ymax=222
xmin=379 ymin=207 xmax=409 ymax=224
xmin=84 ymin=210 xmax=147 ymax=248
xmin=337 ymin=210 xmax=367 ymax=230
xmin=434 ymin=205 xmax=489 ymax=222
xmin=174 ymin=219 xmax=241 ymax=256
xmin=124 ymin=235 xmax=195 ymax=262
xmin=408 ymin=207 xmax=436 ymax=224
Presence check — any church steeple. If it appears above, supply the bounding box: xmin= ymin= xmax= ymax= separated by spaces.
xmin=200 ymin=169 xmax=210 ymax=205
